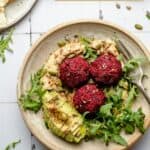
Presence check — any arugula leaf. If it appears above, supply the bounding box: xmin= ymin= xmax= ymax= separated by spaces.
xmin=125 ymin=85 xmax=138 ymax=109
xmin=112 ymin=134 xmax=127 ymax=146
xmin=103 ymin=131 xmax=111 ymax=145
xmin=99 ymin=103 xmax=113 ymax=117
xmin=84 ymin=77 xmax=145 ymax=146
xmin=123 ymin=58 xmax=145 ymax=74
xmin=116 ymin=108 xmax=145 ymax=134
xmin=12 ymin=140 xmax=21 ymax=148
xmin=5 ymin=139 xmax=21 ymax=150
xmin=20 ymin=68 xmax=46 ymax=113
xmin=0 ymin=29 xmax=14 ymax=63
xmin=133 ymin=108 xmax=145 ymax=133
xmin=87 ymin=121 xmax=101 ymax=136
xmin=124 ymin=124 xmax=135 ymax=134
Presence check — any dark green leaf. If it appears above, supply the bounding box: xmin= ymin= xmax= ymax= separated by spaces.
xmin=125 ymin=124 xmax=135 ymax=134
xmin=112 ymin=134 xmax=127 ymax=146
xmin=83 ymin=46 xmax=98 ymax=62
xmin=0 ymin=28 xmax=14 ymax=63
xmin=123 ymin=58 xmax=145 ymax=74
xmin=12 ymin=140 xmax=21 ymax=148
xmin=5 ymin=139 xmax=21 ymax=150
xmin=125 ymin=85 xmax=138 ymax=109
xmin=133 ymin=108 xmax=145 ymax=133
xmin=22 ymin=99 xmax=42 ymax=113
xmin=20 ymin=68 xmax=45 ymax=112
xmin=44 ymin=121 xmax=49 ymax=129
xmin=100 ymin=103 xmax=113 ymax=117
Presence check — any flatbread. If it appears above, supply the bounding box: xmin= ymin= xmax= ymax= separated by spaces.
xmin=0 ymin=7 xmax=6 ymax=27
xmin=0 ymin=0 xmax=14 ymax=27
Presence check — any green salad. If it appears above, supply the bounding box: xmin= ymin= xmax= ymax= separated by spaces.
xmin=20 ymin=36 xmax=146 ymax=147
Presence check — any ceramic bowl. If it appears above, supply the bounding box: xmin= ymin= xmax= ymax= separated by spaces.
xmin=17 ymin=20 xmax=150 ymax=150
xmin=0 ymin=0 xmax=37 ymax=32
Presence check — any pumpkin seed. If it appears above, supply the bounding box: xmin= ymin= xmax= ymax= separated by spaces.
xmin=134 ymin=24 xmax=143 ymax=30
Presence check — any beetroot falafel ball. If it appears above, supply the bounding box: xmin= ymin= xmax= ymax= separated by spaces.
xmin=59 ymin=56 xmax=89 ymax=88
xmin=73 ymin=84 xmax=105 ymax=114
xmin=90 ymin=53 xmax=122 ymax=86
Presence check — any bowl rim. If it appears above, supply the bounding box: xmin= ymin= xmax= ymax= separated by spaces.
xmin=17 ymin=19 xmax=150 ymax=150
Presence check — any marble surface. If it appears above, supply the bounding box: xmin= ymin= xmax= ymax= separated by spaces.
xmin=0 ymin=0 xmax=150 ymax=150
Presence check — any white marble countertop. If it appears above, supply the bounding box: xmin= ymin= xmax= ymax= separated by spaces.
xmin=0 ymin=0 xmax=150 ymax=150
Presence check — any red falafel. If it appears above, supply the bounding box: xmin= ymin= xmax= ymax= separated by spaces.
xmin=90 ymin=53 xmax=122 ymax=86
xmin=59 ymin=56 xmax=89 ymax=88
xmin=73 ymin=84 xmax=105 ymax=114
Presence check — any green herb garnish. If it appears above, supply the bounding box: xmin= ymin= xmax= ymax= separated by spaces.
xmin=79 ymin=36 xmax=91 ymax=46
xmin=125 ymin=85 xmax=138 ymax=108
xmin=83 ymin=46 xmax=98 ymax=62
xmin=100 ymin=103 xmax=113 ymax=117
xmin=111 ymin=134 xmax=127 ymax=146
xmin=84 ymin=78 xmax=145 ymax=146
xmin=20 ymin=68 xmax=46 ymax=113
xmin=5 ymin=139 xmax=21 ymax=150
xmin=123 ymin=57 xmax=145 ymax=74
xmin=80 ymin=36 xmax=98 ymax=62
xmin=0 ymin=29 xmax=14 ymax=63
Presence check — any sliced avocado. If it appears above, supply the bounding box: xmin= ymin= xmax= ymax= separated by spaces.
xmin=42 ymin=91 xmax=86 ymax=143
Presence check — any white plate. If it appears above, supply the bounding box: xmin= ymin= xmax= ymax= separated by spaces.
xmin=0 ymin=0 xmax=37 ymax=32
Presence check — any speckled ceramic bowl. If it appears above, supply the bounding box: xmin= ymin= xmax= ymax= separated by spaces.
xmin=0 ymin=0 xmax=37 ymax=32
xmin=17 ymin=20 xmax=150 ymax=150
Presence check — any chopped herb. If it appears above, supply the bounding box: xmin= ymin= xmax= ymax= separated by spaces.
xmin=5 ymin=139 xmax=21 ymax=150
xmin=0 ymin=29 xmax=14 ymax=63
xmin=79 ymin=36 xmax=91 ymax=46
xmin=123 ymin=57 xmax=145 ymax=74
xmin=83 ymin=46 xmax=98 ymax=62
xmin=20 ymin=68 xmax=46 ymax=113
xmin=146 ymin=11 xmax=150 ymax=20
xmin=80 ymin=36 xmax=98 ymax=62
xmin=116 ymin=3 xmax=121 ymax=9
xmin=117 ymin=53 xmax=124 ymax=61
xmin=44 ymin=121 xmax=49 ymax=129
xmin=134 ymin=24 xmax=143 ymax=30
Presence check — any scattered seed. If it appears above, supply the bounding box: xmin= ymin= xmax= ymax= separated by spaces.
xmin=116 ymin=3 xmax=121 ymax=9
xmin=57 ymin=41 xmax=66 ymax=47
xmin=126 ymin=6 xmax=132 ymax=11
xmin=146 ymin=11 xmax=150 ymax=20
xmin=134 ymin=24 xmax=143 ymax=30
